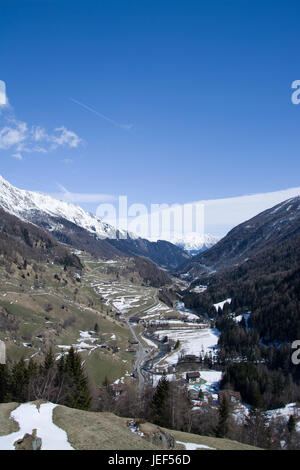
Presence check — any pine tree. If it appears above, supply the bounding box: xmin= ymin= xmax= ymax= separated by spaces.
xmin=64 ymin=347 xmax=91 ymax=410
xmin=43 ymin=348 xmax=55 ymax=370
xmin=0 ymin=364 xmax=10 ymax=403
xmin=215 ymin=395 xmax=230 ymax=438
xmin=287 ymin=414 xmax=296 ymax=434
xmin=151 ymin=375 xmax=170 ymax=427
xmin=10 ymin=358 xmax=28 ymax=402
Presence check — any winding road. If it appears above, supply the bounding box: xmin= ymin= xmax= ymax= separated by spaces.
xmin=125 ymin=291 xmax=160 ymax=392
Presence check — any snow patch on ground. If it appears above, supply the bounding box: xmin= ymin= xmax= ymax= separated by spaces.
xmin=142 ymin=336 xmax=158 ymax=349
xmin=0 ymin=402 xmax=73 ymax=450
xmin=177 ymin=440 xmax=215 ymax=450
xmin=266 ymin=403 xmax=300 ymax=431
xmin=214 ymin=298 xmax=232 ymax=310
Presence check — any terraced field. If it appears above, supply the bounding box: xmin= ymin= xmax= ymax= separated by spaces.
xmin=0 ymin=251 xmax=218 ymax=389
xmin=0 ymin=256 xmax=138 ymax=385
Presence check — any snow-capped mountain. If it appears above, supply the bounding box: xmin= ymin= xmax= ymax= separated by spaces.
xmin=0 ymin=175 xmax=127 ymax=240
xmin=161 ymin=232 xmax=220 ymax=255
xmin=0 ymin=176 xmax=189 ymax=269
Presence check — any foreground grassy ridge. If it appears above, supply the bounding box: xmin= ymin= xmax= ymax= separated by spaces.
xmin=0 ymin=402 xmax=19 ymax=436
xmin=163 ymin=428 xmax=262 ymax=451
xmin=53 ymin=405 xmax=261 ymax=451
xmin=53 ymin=406 xmax=161 ymax=450
xmin=0 ymin=402 xmax=261 ymax=450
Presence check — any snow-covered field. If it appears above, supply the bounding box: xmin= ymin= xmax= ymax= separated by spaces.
xmin=0 ymin=403 xmax=73 ymax=450
xmin=196 ymin=370 xmax=222 ymax=392
xmin=92 ymin=280 xmax=154 ymax=313
xmin=56 ymin=330 xmax=104 ymax=359
xmin=266 ymin=403 xmax=300 ymax=431
xmin=155 ymin=327 xmax=220 ymax=367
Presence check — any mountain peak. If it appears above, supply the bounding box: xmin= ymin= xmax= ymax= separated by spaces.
xmin=0 ymin=175 xmax=121 ymax=240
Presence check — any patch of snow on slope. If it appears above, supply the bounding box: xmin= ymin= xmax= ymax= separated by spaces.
xmin=0 ymin=402 xmax=73 ymax=450
xmin=266 ymin=403 xmax=300 ymax=431
xmin=142 ymin=336 xmax=158 ymax=349
xmin=214 ymin=298 xmax=232 ymax=310
xmin=176 ymin=440 xmax=216 ymax=450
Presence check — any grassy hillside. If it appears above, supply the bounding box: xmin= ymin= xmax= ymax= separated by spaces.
xmin=0 ymin=401 xmax=261 ymax=450
xmin=0 ymin=253 xmax=138 ymax=385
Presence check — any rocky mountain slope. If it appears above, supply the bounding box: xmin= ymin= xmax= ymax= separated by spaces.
xmin=0 ymin=175 xmax=123 ymax=239
xmin=181 ymin=196 xmax=300 ymax=277
xmin=107 ymin=237 xmax=190 ymax=270
xmin=181 ymin=197 xmax=300 ymax=345
xmin=0 ymin=176 xmax=189 ymax=270
xmin=0 ymin=207 xmax=81 ymax=270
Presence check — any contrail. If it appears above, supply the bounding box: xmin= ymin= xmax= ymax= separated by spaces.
xmin=70 ymin=98 xmax=134 ymax=131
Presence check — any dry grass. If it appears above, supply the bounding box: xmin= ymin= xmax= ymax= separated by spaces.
xmin=0 ymin=402 xmax=261 ymax=450
xmin=53 ymin=405 xmax=261 ymax=451
xmin=0 ymin=402 xmax=19 ymax=436
xmin=53 ymin=406 xmax=161 ymax=450
xmin=167 ymin=428 xmax=262 ymax=451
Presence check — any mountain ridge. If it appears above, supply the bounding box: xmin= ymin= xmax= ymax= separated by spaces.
xmin=180 ymin=195 xmax=300 ymax=277
xmin=0 ymin=176 xmax=189 ymax=270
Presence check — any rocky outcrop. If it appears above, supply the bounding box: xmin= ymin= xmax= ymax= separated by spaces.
xmin=14 ymin=429 xmax=42 ymax=450
xmin=128 ymin=420 xmax=175 ymax=449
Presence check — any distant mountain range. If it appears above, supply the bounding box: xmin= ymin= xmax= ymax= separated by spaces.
xmin=180 ymin=196 xmax=300 ymax=277
xmin=0 ymin=175 xmax=189 ymax=271
xmin=167 ymin=232 xmax=220 ymax=255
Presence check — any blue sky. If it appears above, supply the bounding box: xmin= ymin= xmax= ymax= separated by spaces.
xmin=1 ymin=0 xmax=300 ymax=214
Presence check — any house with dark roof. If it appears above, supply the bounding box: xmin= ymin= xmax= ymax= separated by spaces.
xmin=186 ymin=371 xmax=200 ymax=383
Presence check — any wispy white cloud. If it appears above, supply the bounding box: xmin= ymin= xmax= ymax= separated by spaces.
xmin=200 ymin=187 xmax=300 ymax=236
xmin=52 ymin=184 xmax=117 ymax=204
xmin=0 ymin=118 xmax=82 ymax=157
xmin=51 ymin=127 xmax=82 ymax=149
xmin=12 ymin=152 xmax=23 ymax=160
xmin=125 ymin=187 xmax=300 ymax=240
xmin=70 ymin=98 xmax=134 ymax=131
xmin=0 ymin=85 xmax=82 ymax=159
xmin=0 ymin=121 xmax=27 ymax=149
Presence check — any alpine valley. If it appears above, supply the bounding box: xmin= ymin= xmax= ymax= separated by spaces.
xmin=0 ymin=176 xmax=299 ymax=451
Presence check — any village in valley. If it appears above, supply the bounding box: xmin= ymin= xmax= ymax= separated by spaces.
xmin=86 ymin=258 xmax=252 ymax=417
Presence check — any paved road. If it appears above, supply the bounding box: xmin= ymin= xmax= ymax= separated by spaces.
xmin=125 ymin=318 xmax=149 ymax=392
xmin=125 ymin=291 xmax=159 ymax=392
